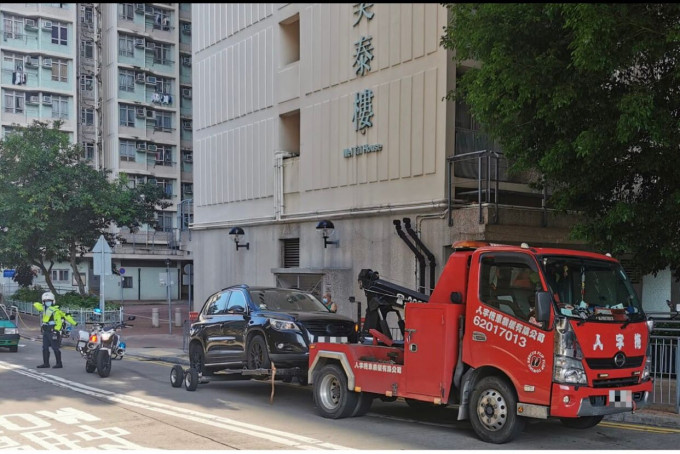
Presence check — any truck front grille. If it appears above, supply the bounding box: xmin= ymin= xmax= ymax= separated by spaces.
xmin=592 ymin=377 xmax=640 ymax=388
xmin=586 ymin=356 xmax=643 ymax=370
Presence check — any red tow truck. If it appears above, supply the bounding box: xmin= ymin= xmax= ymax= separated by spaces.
xmin=308 ymin=241 xmax=653 ymax=443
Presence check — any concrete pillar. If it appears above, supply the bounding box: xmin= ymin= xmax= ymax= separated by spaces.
xmin=151 ymin=308 xmax=159 ymax=328
xmin=174 ymin=307 xmax=182 ymax=327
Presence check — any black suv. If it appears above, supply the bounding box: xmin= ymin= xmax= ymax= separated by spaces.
xmin=188 ymin=286 xmax=357 ymax=379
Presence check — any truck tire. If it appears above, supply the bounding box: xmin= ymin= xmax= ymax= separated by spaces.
xmin=247 ymin=336 xmax=271 ymax=370
xmin=469 ymin=376 xmax=525 ymax=444
xmin=351 ymin=392 xmax=374 ymax=417
xmin=96 ymin=350 xmax=111 ymax=378
xmin=559 ymin=416 xmax=603 ymax=429
xmin=313 ymin=364 xmax=359 ymax=419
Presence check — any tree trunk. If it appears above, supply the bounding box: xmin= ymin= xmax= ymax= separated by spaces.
xmin=68 ymin=246 xmax=87 ymax=296
xmin=34 ymin=261 xmax=57 ymax=294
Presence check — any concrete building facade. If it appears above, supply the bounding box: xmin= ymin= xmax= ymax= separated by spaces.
xmin=1 ymin=3 xmax=194 ymax=302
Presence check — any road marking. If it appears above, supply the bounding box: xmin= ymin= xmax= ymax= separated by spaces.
xmin=0 ymin=361 xmax=352 ymax=450
xmin=599 ymin=421 xmax=680 ymax=434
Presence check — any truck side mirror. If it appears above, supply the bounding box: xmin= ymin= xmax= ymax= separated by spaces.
xmin=535 ymin=291 xmax=552 ymax=323
xmin=450 ymin=292 xmax=462 ymax=304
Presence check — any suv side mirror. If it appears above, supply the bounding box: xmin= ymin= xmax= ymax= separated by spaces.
xmin=535 ymin=291 xmax=552 ymax=324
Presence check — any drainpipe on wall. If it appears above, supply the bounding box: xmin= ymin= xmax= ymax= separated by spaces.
xmin=403 ymin=217 xmax=436 ymax=295
xmin=393 ymin=220 xmax=426 ymax=294
xmin=274 ymin=151 xmax=295 ymax=221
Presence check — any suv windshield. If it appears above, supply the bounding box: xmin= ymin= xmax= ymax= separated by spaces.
xmin=540 ymin=256 xmax=644 ymax=321
xmin=248 ymin=289 xmax=329 ymax=312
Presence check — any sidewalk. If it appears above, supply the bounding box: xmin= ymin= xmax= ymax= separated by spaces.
xmin=15 ymin=312 xmax=678 ymax=428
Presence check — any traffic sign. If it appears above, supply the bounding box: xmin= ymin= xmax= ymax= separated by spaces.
xmin=92 ymin=235 xmax=112 ymax=276
xmin=119 ymin=267 xmax=126 ymax=275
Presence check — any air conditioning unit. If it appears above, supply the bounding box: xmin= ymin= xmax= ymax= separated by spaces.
xmin=25 ymin=56 xmax=39 ymax=67
xmin=145 ymin=41 xmax=155 ymax=50
xmin=25 ymin=18 xmax=37 ymax=29
xmin=147 ymin=144 xmax=158 ymax=152
xmin=183 ymin=154 xmax=193 ymax=163
xmin=136 ymin=107 xmax=146 ymax=118
xmin=181 ymin=23 xmax=191 ymax=34
xmin=145 ymin=110 xmax=156 ymax=120
xmin=42 ymin=20 xmax=53 ymax=30
xmin=42 ymin=58 xmax=52 ymax=68
xmin=182 ymin=120 xmax=192 ymax=130
xmin=146 ymin=75 xmax=157 ymax=85
xmin=134 ymin=38 xmax=145 ymax=48
xmin=136 ymin=141 xmax=147 ymax=151
xmin=26 ymin=95 xmax=40 ymax=105
xmin=181 ymin=57 xmax=191 ymax=67
xmin=135 ymin=72 xmax=145 ymax=83
xmin=42 ymin=94 xmax=52 ymax=105
xmin=135 ymin=3 xmax=145 ymax=13
xmin=181 ymin=88 xmax=192 ymax=99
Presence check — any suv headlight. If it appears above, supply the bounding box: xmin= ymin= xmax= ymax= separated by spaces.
xmin=4 ymin=328 xmax=17 ymax=335
xmin=270 ymin=319 xmax=299 ymax=331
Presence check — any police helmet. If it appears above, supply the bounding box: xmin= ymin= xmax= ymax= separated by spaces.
xmin=42 ymin=291 xmax=55 ymax=302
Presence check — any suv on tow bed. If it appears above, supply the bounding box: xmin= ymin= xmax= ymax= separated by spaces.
xmin=188 ymin=286 xmax=357 ymax=383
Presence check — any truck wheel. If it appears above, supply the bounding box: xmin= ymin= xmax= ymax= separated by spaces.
xmin=85 ymin=360 xmax=96 ymax=373
xmin=469 ymin=376 xmax=525 ymax=444
xmin=313 ymin=364 xmax=359 ymax=419
xmin=170 ymin=365 xmax=184 ymax=388
xmin=247 ymin=336 xmax=270 ymax=370
xmin=185 ymin=368 xmax=199 ymax=391
xmin=96 ymin=350 xmax=111 ymax=378
xmin=559 ymin=416 xmax=603 ymax=429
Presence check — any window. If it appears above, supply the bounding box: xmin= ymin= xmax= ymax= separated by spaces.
xmin=119 ymin=69 xmax=135 ymax=92
xmin=156 ymin=210 xmax=173 ymax=231
xmin=81 ymin=108 xmax=94 ymax=126
xmin=155 ymin=78 xmax=172 ymax=94
xmin=81 ymin=5 xmax=94 ymax=25
xmin=51 ymin=59 xmax=68 ymax=82
xmin=51 ymin=22 xmax=68 ymax=46
xmin=119 ymin=104 xmax=135 ymax=127
xmin=3 ymin=16 xmax=24 ymax=40
xmin=479 ymin=254 xmax=541 ymax=323
xmin=3 ymin=52 xmax=24 ymax=72
xmin=80 ymin=74 xmax=94 ymax=91
xmin=227 ymin=291 xmax=247 ymax=314
xmin=122 ymin=276 xmax=133 ymax=288
xmin=80 ymin=40 xmax=94 ymax=59
xmin=51 ymin=269 xmax=69 ymax=282
xmin=205 ymin=291 xmax=230 ymax=315
xmin=151 ymin=9 xmax=171 ymax=31
xmin=52 ymin=96 xmax=68 ymax=119
xmin=120 ymin=140 xmax=136 ymax=161
xmin=82 ymin=142 xmax=95 ymax=160
xmin=119 ymin=3 xmax=134 ymax=21
xmin=153 ymin=43 xmax=171 ymax=64
xmin=279 ymin=15 xmax=300 ymax=67
xmin=119 ymin=35 xmax=134 ymax=57
xmin=4 ymin=90 xmax=25 ymax=114
xmin=155 ymin=111 xmax=172 ymax=130
xmin=155 ymin=146 xmax=172 ymax=166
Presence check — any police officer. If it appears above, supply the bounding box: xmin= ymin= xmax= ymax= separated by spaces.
xmin=33 ymin=292 xmax=77 ymax=369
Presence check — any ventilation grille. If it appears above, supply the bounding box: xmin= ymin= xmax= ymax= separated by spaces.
xmin=283 ymin=239 xmax=300 ymax=268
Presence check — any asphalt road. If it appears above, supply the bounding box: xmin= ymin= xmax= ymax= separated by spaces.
xmin=1 ymin=340 xmax=679 ymax=450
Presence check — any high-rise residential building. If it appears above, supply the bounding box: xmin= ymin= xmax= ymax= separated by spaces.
xmin=0 ymin=3 xmax=193 ymax=302
xmin=190 ymin=3 xmax=670 ymax=318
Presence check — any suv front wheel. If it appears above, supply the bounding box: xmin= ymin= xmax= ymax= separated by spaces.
xmin=247 ymin=336 xmax=271 ymax=370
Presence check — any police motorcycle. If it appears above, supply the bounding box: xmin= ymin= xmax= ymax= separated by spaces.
xmin=75 ymin=308 xmax=134 ymax=378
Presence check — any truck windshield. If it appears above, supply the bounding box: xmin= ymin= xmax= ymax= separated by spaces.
xmin=540 ymin=256 xmax=644 ymax=321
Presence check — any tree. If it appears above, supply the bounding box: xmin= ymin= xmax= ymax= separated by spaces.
xmin=12 ymin=263 xmax=37 ymax=288
xmin=442 ymin=4 xmax=680 ymax=278
xmin=0 ymin=121 xmax=170 ymax=295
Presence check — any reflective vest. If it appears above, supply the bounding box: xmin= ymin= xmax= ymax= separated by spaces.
xmin=33 ymin=302 xmax=77 ymax=331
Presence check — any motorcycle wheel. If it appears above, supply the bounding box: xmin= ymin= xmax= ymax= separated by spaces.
xmin=85 ymin=360 xmax=96 ymax=373
xmin=96 ymin=350 xmax=111 ymax=378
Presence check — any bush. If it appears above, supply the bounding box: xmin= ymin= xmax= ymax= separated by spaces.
xmin=12 ymin=287 xmax=119 ymax=310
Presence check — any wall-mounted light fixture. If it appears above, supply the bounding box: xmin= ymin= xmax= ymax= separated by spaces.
xmin=316 ymin=220 xmax=339 ymax=248
xmin=229 ymin=227 xmax=250 ymax=250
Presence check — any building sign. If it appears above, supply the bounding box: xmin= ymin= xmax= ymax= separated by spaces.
xmin=353 ymin=3 xmax=374 ymax=26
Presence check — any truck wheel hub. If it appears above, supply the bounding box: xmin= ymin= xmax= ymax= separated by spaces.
xmin=477 ymin=389 xmax=507 ymax=431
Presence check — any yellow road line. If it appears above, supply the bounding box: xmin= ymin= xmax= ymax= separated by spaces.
xmin=599 ymin=421 xmax=680 ymax=434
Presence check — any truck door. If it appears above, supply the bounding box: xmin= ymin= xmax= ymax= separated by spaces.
xmin=403 ymin=304 xmax=447 ymax=398
xmin=465 ymin=252 xmax=554 ymax=405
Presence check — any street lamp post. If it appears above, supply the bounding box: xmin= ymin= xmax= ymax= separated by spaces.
xmin=165 ymin=258 xmax=172 ymax=335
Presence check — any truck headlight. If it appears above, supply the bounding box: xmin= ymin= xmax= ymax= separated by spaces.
xmin=270 ymin=319 xmax=299 ymax=331
xmin=4 ymin=328 xmax=17 ymax=335
xmin=554 ymin=355 xmax=587 ymax=384
xmin=642 ymin=345 xmax=652 ymax=381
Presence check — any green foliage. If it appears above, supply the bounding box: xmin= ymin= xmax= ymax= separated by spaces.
xmin=442 ymin=4 xmax=680 ymax=279
xmin=10 ymin=287 xmax=118 ymax=310
xmin=12 ymin=263 xmax=37 ymax=288
xmin=0 ymin=121 xmax=170 ymax=295
xmin=11 ymin=286 xmax=45 ymax=303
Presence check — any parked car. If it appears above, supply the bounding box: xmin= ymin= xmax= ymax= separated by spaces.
xmin=0 ymin=304 xmax=19 ymax=352
xmin=188 ymin=286 xmax=357 ymax=381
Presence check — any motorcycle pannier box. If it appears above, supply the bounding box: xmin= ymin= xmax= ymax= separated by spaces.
xmin=78 ymin=330 xmax=90 ymax=342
